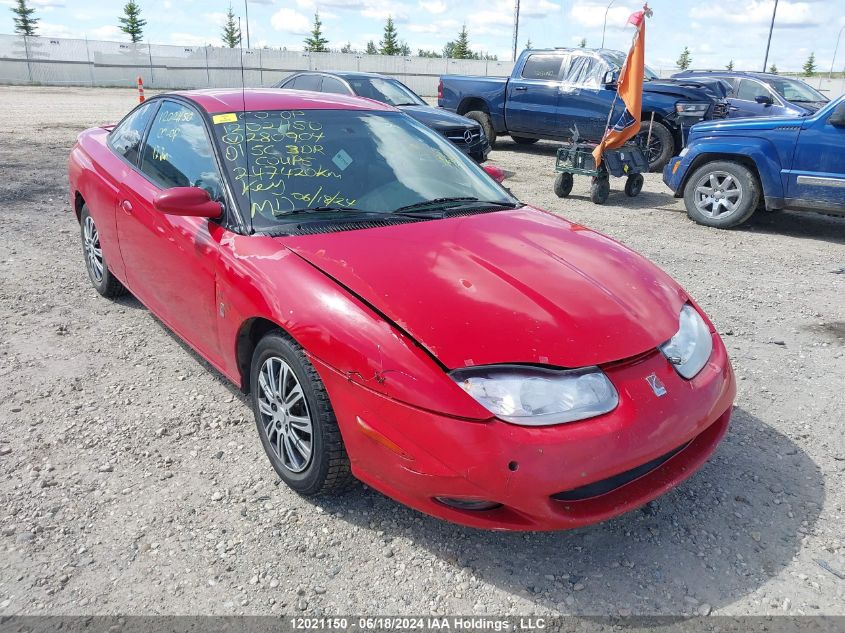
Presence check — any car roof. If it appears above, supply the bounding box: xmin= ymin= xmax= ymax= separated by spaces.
xmin=674 ymin=70 xmax=784 ymax=81
xmin=166 ymin=88 xmax=397 ymax=114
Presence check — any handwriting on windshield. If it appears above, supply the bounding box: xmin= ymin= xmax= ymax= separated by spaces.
xmin=218 ymin=110 xmax=360 ymax=217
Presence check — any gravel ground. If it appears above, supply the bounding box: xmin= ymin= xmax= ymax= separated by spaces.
xmin=0 ymin=86 xmax=844 ymax=617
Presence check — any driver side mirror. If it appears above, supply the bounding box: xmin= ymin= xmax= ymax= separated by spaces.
xmin=754 ymin=95 xmax=774 ymax=106
xmin=828 ymin=103 xmax=845 ymax=127
xmin=602 ymin=70 xmax=618 ymax=87
xmin=483 ymin=164 xmax=506 ymax=183
xmin=153 ymin=187 xmax=223 ymax=218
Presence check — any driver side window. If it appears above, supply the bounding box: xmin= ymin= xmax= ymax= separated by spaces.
xmin=140 ymin=101 xmax=222 ymax=201
xmin=736 ymin=80 xmax=769 ymax=102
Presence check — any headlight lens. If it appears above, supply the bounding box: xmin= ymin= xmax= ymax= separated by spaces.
xmin=675 ymin=102 xmax=709 ymax=117
xmin=450 ymin=365 xmax=618 ymax=426
xmin=659 ymin=304 xmax=713 ymax=379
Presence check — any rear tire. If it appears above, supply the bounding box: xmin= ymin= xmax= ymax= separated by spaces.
xmin=464 ymin=110 xmax=497 ymax=148
xmin=79 ymin=205 xmax=127 ymax=298
xmin=250 ymin=331 xmax=353 ymax=496
xmin=683 ymin=160 xmax=759 ymax=229
xmin=554 ymin=172 xmax=573 ymax=198
xmin=511 ymin=135 xmax=538 ymax=145
xmin=636 ymin=119 xmax=674 ymax=172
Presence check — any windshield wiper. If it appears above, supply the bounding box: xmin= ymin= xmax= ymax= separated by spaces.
xmin=392 ymin=197 xmax=521 ymax=218
xmin=278 ymin=206 xmax=392 ymax=217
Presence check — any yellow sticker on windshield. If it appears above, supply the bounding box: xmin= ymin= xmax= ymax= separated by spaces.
xmin=213 ymin=113 xmax=238 ymax=124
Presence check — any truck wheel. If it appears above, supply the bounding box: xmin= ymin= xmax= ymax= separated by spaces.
xmin=511 ymin=135 xmax=538 ymax=145
xmin=683 ymin=160 xmax=760 ymax=228
xmin=590 ymin=176 xmax=610 ymax=204
xmin=636 ymin=119 xmax=674 ymax=172
xmin=464 ymin=111 xmax=497 ymax=148
xmin=624 ymin=173 xmax=644 ymax=197
xmin=554 ymin=173 xmax=573 ymax=198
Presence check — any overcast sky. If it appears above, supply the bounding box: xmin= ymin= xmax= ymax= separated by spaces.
xmin=4 ymin=0 xmax=845 ymax=73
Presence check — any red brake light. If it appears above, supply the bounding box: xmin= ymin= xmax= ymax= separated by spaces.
xmin=437 ymin=79 xmax=443 ymax=101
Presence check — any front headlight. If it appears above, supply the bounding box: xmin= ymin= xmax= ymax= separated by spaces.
xmin=675 ymin=102 xmax=709 ymax=117
xmin=659 ymin=304 xmax=713 ymax=379
xmin=450 ymin=365 xmax=618 ymax=426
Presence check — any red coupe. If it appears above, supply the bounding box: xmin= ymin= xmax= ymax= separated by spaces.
xmin=68 ymin=89 xmax=735 ymax=531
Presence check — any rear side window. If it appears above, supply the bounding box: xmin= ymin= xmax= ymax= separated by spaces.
xmin=293 ymin=74 xmax=322 ymax=90
xmin=321 ymin=76 xmax=349 ymax=94
xmin=140 ymin=101 xmax=222 ymax=200
xmin=522 ymin=55 xmax=563 ymax=80
xmin=109 ymin=102 xmax=156 ymax=165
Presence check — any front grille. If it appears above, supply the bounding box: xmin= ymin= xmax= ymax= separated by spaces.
xmin=550 ymin=441 xmax=690 ymax=501
xmin=445 ymin=127 xmax=482 ymax=144
xmin=710 ymin=102 xmax=729 ymax=119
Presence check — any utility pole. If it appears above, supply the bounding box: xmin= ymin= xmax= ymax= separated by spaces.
xmin=244 ymin=0 xmax=251 ymax=49
xmin=762 ymin=0 xmax=778 ymax=72
xmin=512 ymin=0 xmax=520 ymax=62
xmin=601 ymin=0 xmax=617 ymax=49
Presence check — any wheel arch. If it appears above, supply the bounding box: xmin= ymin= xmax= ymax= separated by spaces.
xmin=235 ymin=316 xmax=290 ymax=394
xmin=73 ymin=191 xmax=85 ymax=223
xmin=681 ymin=153 xmax=764 ymax=199
xmin=456 ymin=97 xmax=490 ymax=116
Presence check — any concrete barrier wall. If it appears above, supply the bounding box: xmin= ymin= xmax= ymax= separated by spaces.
xmin=0 ymin=34 xmax=516 ymax=96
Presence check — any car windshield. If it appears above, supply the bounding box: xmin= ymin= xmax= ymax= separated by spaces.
xmin=765 ymin=77 xmax=827 ymax=103
xmin=601 ymin=51 xmax=659 ymax=80
xmin=346 ymin=77 xmax=426 ymax=106
xmin=212 ymin=109 xmax=516 ymax=232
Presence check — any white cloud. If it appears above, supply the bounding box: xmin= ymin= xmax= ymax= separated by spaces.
xmin=419 ymin=0 xmax=447 ymax=14
xmin=35 ymin=21 xmax=76 ymax=38
xmin=691 ymin=1 xmax=821 ymax=27
xmin=571 ymin=2 xmax=633 ymax=29
xmin=88 ymin=25 xmax=128 ymax=41
xmin=271 ymin=8 xmax=312 ymax=34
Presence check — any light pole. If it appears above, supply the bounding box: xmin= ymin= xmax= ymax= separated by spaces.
xmin=601 ymin=0 xmax=617 ymax=49
xmin=830 ymin=24 xmax=845 ymax=81
xmin=762 ymin=0 xmax=778 ymax=72
xmin=243 ymin=0 xmax=251 ymax=50
xmin=512 ymin=0 xmax=520 ymax=62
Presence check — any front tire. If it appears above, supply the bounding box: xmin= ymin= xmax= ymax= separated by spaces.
xmin=464 ymin=110 xmax=497 ymax=148
xmin=590 ymin=175 xmax=610 ymax=204
xmin=635 ymin=119 xmax=674 ymax=172
xmin=554 ymin=172 xmax=573 ymax=198
xmin=683 ymin=160 xmax=759 ymax=228
xmin=79 ymin=205 xmax=126 ymax=298
xmin=250 ymin=331 xmax=353 ymax=496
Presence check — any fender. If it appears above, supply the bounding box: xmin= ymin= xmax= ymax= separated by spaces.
xmin=672 ymin=135 xmax=786 ymax=201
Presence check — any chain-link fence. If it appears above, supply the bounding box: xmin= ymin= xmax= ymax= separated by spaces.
xmin=0 ymin=34 xmax=516 ymax=96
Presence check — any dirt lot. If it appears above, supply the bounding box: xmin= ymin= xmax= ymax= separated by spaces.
xmin=0 ymin=86 xmax=844 ymax=617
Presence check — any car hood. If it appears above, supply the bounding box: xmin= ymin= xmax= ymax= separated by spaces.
xmin=644 ymin=78 xmax=725 ymax=101
xmin=284 ymin=207 xmax=686 ymax=369
xmin=690 ymin=114 xmax=803 ymax=136
xmin=398 ymin=105 xmax=476 ymax=129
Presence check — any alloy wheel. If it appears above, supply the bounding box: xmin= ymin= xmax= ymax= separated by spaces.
xmin=83 ymin=215 xmax=104 ymax=282
xmin=257 ymin=356 xmax=313 ymax=473
xmin=693 ymin=171 xmax=744 ymax=218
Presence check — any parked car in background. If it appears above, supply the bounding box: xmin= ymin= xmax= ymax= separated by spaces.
xmin=68 ymin=89 xmax=735 ymax=531
xmin=438 ymin=48 xmax=730 ymax=170
xmin=276 ymin=71 xmax=490 ymax=162
xmin=673 ymin=70 xmax=829 ymax=118
xmin=663 ymin=95 xmax=845 ymax=228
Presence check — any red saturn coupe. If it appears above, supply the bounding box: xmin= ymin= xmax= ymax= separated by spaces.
xmin=68 ymin=89 xmax=735 ymax=531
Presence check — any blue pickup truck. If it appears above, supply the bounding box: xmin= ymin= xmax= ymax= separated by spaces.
xmin=663 ymin=95 xmax=845 ymax=228
xmin=438 ymin=48 xmax=729 ymax=170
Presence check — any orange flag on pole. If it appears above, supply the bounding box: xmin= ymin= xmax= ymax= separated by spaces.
xmin=592 ymin=4 xmax=652 ymax=168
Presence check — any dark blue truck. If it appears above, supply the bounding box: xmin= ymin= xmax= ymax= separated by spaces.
xmin=438 ymin=48 xmax=730 ymax=170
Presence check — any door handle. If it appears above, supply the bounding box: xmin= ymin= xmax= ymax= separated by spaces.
xmin=514 ymin=86 xmax=527 ymax=91
xmin=120 ymin=200 xmax=133 ymax=214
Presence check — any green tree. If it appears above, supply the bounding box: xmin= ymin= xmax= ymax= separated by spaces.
xmin=525 ymin=38 xmax=532 ymax=50
xmin=399 ymin=41 xmax=411 ymax=56
xmin=365 ymin=40 xmax=378 ymax=55
xmin=445 ymin=25 xmax=472 ymax=59
xmin=726 ymin=59 xmax=734 ymax=71
xmin=768 ymin=63 xmax=778 ymax=74
xmin=119 ymin=1 xmax=146 ymax=43
xmin=221 ymin=4 xmax=240 ymax=48
xmin=802 ymin=52 xmax=816 ymax=77
xmin=303 ymin=12 xmax=329 ymax=52
xmin=340 ymin=42 xmax=354 ymax=53
xmin=676 ymin=46 xmax=692 ymax=70
xmin=11 ymin=0 xmax=39 ymax=36
xmin=579 ymin=37 xmax=587 ymax=48
xmin=418 ymin=48 xmax=441 ymax=58
xmin=379 ymin=16 xmax=401 ymax=55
